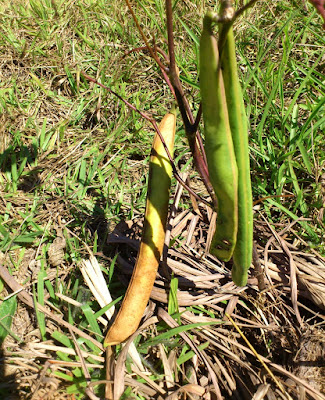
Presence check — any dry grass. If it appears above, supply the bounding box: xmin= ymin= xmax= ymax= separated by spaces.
xmin=106 ymin=177 xmax=325 ymax=399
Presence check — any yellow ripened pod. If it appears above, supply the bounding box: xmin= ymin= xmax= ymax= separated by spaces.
xmin=104 ymin=110 xmax=176 ymax=346
xmin=220 ymin=25 xmax=253 ymax=286
xmin=200 ymin=12 xmax=238 ymax=262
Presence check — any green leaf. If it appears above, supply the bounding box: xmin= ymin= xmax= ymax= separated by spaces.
xmin=177 ymin=341 xmax=210 ymax=365
xmin=81 ymin=303 xmax=102 ymax=340
xmin=13 ymin=230 xmax=43 ymax=244
xmin=144 ymin=321 xmax=219 ymax=347
xmin=178 ymin=18 xmax=199 ymax=47
xmin=33 ymin=272 xmax=46 ymax=341
xmin=167 ymin=275 xmax=179 ymax=317
xmin=0 ymin=296 xmax=17 ymax=344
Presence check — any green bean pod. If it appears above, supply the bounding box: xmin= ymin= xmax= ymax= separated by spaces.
xmin=200 ymin=12 xmax=238 ymax=262
xmin=220 ymin=25 xmax=253 ymax=286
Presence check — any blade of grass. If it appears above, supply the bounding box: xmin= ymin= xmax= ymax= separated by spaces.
xmin=167 ymin=275 xmax=179 ymax=317
xmin=0 ymin=296 xmax=18 ymax=344
xmin=34 ymin=271 xmax=46 ymax=341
